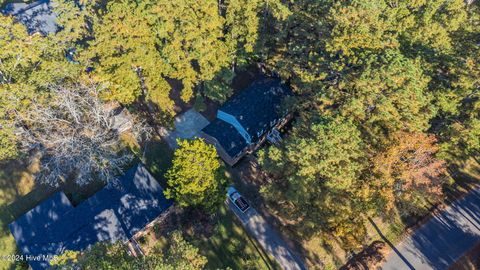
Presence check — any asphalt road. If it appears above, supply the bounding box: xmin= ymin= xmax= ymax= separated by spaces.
xmin=227 ymin=199 xmax=307 ymax=270
xmin=381 ymin=188 xmax=480 ymax=270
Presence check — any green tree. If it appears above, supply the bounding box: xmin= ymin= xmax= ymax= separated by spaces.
xmin=257 ymin=0 xmax=479 ymax=252
xmin=324 ymin=50 xmax=434 ymax=145
xmin=0 ymin=16 xmax=42 ymax=85
xmin=0 ymin=14 xmax=81 ymax=160
xmin=0 ymin=125 xmax=17 ymax=160
xmin=81 ymin=0 xmax=235 ymax=111
xmin=84 ymin=0 xmax=173 ymax=111
xmin=259 ymin=115 xmax=370 ymax=248
xmin=165 ymin=139 xmax=225 ymax=211
xmin=152 ymin=0 xmax=231 ymax=102
xmin=397 ymin=0 xmax=467 ymax=55
xmin=53 ymin=0 xmax=290 ymax=106
xmin=0 ymin=9 xmax=82 ymax=88
xmin=435 ymin=6 xmax=480 ymax=160
xmin=51 ymin=242 xmax=139 ymax=270
xmin=439 ymin=98 xmax=480 ymax=161
xmin=224 ymin=0 xmax=290 ymax=63
xmin=327 ymin=0 xmax=399 ymax=58
xmin=321 ymin=0 xmax=471 ymax=126
xmin=52 ymin=231 xmax=207 ymax=270
xmin=264 ymin=0 xmax=331 ymax=94
xmin=153 ymin=231 xmax=208 ymax=270
xmin=326 ymin=0 xmax=468 ymax=58
xmin=202 ymin=68 xmax=235 ymax=103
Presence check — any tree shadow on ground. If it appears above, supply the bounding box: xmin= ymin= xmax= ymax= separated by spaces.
xmin=406 ymin=196 xmax=480 ymax=269
xmin=142 ymin=138 xmax=173 ymax=186
xmin=445 ymin=160 xmax=480 ymax=202
xmin=0 ymin=159 xmax=33 ymax=207
xmin=369 ymin=217 xmax=416 ymax=270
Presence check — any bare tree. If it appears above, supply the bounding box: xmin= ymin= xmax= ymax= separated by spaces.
xmin=16 ymin=83 xmax=151 ymax=187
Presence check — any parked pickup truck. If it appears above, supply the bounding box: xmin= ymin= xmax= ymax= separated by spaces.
xmin=227 ymin=187 xmax=250 ymax=213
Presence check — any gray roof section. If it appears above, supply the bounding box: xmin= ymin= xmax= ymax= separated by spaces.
xmin=9 ymin=164 xmax=173 ymax=270
xmin=9 ymin=192 xmax=73 ymax=246
xmin=202 ymin=118 xmax=248 ymax=157
xmin=219 ymin=77 xmax=292 ymax=142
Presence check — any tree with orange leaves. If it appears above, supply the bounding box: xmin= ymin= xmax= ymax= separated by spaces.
xmin=372 ymin=132 xmax=448 ymax=217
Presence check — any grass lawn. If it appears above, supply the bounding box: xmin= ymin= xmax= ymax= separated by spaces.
xmin=137 ymin=205 xmax=278 ymax=270
xmin=0 ymin=159 xmax=51 ymax=270
xmin=193 ymin=205 xmax=279 ymax=270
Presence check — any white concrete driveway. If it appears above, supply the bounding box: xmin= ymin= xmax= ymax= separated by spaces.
xmin=162 ymin=109 xmax=210 ymax=149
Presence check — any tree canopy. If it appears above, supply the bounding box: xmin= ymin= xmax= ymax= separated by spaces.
xmin=52 ymin=231 xmax=207 ymax=270
xmin=259 ymin=115 xmax=370 ymax=248
xmin=0 ymin=14 xmax=82 ymax=160
xmin=258 ymin=0 xmax=479 ymax=250
xmin=372 ymin=132 xmax=447 ymax=216
xmin=52 ymin=0 xmax=290 ymax=110
xmin=325 ymin=50 xmax=433 ymax=145
xmin=165 ymin=139 xmax=225 ymax=211
xmin=14 ymin=83 xmax=149 ymax=186
xmin=81 ymin=0 xmax=231 ymax=111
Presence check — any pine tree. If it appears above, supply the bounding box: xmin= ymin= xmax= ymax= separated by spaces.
xmin=324 ymin=50 xmax=434 ymax=145
xmin=165 ymin=139 xmax=225 ymax=211
xmin=82 ymin=0 xmax=235 ymax=111
xmin=258 ymin=115 xmax=370 ymax=248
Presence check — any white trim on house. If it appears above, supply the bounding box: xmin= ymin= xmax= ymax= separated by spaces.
xmin=217 ymin=110 xmax=252 ymax=144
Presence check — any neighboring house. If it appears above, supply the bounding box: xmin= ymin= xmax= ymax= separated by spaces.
xmin=201 ymin=77 xmax=293 ymax=166
xmin=9 ymin=164 xmax=173 ymax=270
xmin=1 ymin=0 xmax=57 ymax=35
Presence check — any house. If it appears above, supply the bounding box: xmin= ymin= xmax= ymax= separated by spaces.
xmin=201 ymin=77 xmax=293 ymax=166
xmin=8 ymin=164 xmax=173 ymax=270
xmin=1 ymin=0 xmax=57 ymax=35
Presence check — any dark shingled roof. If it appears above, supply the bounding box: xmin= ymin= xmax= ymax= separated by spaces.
xmin=202 ymin=77 xmax=292 ymax=159
xmin=9 ymin=164 xmax=172 ymax=270
xmin=219 ymin=77 xmax=292 ymax=142
xmin=202 ymin=119 xmax=248 ymax=157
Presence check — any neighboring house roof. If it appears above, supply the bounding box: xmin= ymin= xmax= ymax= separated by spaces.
xmin=1 ymin=0 xmax=57 ymax=35
xmin=202 ymin=77 xmax=292 ymax=161
xmin=219 ymin=77 xmax=292 ymax=142
xmin=9 ymin=164 xmax=172 ymax=270
xmin=202 ymin=119 xmax=248 ymax=157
